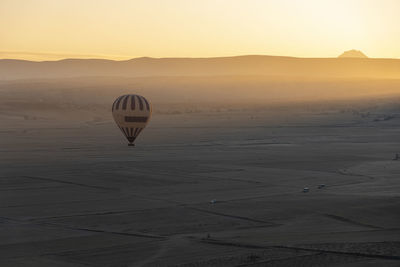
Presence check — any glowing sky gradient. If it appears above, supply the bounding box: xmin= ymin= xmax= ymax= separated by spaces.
xmin=1 ymin=0 xmax=399 ymax=60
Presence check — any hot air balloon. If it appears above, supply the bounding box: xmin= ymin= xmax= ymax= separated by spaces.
xmin=112 ymin=94 xmax=152 ymax=146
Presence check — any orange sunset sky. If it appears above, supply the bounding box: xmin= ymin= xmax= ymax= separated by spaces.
xmin=1 ymin=0 xmax=399 ymax=61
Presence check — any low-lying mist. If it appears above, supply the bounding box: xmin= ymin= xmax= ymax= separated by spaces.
xmin=0 ymin=75 xmax=399 ymax=128
xmin=1 ymin=75 xmax=400 ymax=106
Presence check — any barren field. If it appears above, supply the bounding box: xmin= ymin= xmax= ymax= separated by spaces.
xmin=1 ymin=98 xmax=400 ymax=266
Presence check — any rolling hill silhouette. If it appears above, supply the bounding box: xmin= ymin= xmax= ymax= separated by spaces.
xmin=1 ymin=55 xmax=399 ymax=80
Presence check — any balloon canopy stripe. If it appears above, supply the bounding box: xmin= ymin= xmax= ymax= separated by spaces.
xmin=112 ymin=96 xmax=121 ymax=111
xmin=112 ymin=94 xmax=151 ymax=145
xmin=122 ymin=95 xmax=129 ymax=110
xmin=124 ymin=116 xmax=148 ymax=122
xmin=137 ymin=96 xmax=144 ymax=110
xmin=115 ymin=96 xmax=124 ymax=110
xmin=142 ymin=97 xmax=150 ymax=111
xmin=133 ymin=128 xmax=139 ymax=137
xmin=119 ymin=126 xmax=126 ymax=137
xmin=131 ymin=95 xmax=136 ymax=110
xmin=137 ymin=128 xmax=144 ymax=137
xmin=112 ymin=94 xmax=151 ymax=111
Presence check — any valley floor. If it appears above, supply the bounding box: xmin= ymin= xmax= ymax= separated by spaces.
xmin=1 ymin=104 xmax=399 ymax=266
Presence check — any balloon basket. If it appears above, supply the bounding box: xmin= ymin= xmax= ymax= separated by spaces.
xmin=128 ymin=143 xmax=135 ymax=147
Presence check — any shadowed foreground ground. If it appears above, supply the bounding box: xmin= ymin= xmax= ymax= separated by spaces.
xmin=0 ymin=102 xmax=399 ymax=266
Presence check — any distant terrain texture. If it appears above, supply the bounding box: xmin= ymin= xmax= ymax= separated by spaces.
xmin=1 ymin=55 xmax=399 ymax=80
xmin=0 ymin=54 xmax=399 ymax=266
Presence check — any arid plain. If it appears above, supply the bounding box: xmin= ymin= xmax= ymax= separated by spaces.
xmin=1 ymin=57 xmax=400 ymax=266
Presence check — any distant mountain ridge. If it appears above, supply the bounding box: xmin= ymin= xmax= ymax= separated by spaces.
xmin=338 ymin=50 xmax=368 ymax=58
xmin=1 ymin=55 xmax=399 ymax=80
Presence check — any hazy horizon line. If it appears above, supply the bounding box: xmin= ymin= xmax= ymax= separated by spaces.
xmin=1 ymin=51 xmax=400 ymax=62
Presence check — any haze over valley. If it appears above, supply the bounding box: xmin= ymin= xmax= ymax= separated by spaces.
xmin=1 ymin=0 xmax=400 ymax=266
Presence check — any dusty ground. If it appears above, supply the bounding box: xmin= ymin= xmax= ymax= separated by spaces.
xmin=0 ymin=101 xmax=399 ymax=266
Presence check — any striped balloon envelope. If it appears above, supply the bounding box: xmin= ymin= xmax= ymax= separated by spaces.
xmin=112 ymin=94 xmax=152 ymax=146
